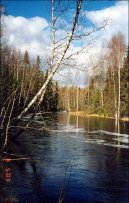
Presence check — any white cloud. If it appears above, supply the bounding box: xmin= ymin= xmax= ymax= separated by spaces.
xmin=2 ymin=15 xmax=50 ymax=60
xmin=86 ymin=1 xmax=128 ymax=43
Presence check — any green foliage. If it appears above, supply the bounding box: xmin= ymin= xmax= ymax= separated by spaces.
xmin=120 ymin=47 xmax=129 ymax=116
xmin=89 ymin=88 xmax=101 ymax=113
xmin=0 ymin=47 xmax=59 ymax=114
xmin=43 ymin=80 xmax=54 ymax=111
xmin=43 ymin=77 xmax=59 ymax=111
xmin=23 ymin=50 xmax=30 ymax=68
xmin=53 ymin=82 xmax=59 ymax=110
xmin=9 ymin=73 xmax=18 ymax=90
xmin=35 ymin=55 xmax=41 ymax=69
xmin=85 ymin=78 xmax=100 ymax=113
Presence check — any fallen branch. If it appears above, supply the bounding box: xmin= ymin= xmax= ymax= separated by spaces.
xmin=2 ymin=157 xmax=43 ymax=163
xmin=9 ymin=125 xmax=50 ymax=133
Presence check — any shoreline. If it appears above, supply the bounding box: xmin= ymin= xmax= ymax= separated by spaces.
xmin=69 ymin=111 xmax=129 ymax=122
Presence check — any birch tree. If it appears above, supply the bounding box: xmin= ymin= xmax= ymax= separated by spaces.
xmin=18 ymin=0 xmax=107 ymax=119
xmin=108 ymin=33 xmax=126 ymax=120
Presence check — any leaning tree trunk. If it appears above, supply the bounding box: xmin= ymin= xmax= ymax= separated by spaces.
xmin=18 ymin=0 xmax=83 ymax=119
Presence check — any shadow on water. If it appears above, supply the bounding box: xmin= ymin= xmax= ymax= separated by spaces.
xmin=0 ymin=112 xmax=129 ymax=203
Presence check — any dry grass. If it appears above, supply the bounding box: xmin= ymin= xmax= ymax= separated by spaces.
xmin=69 ymin=111 xmax=112 ymax=119
xmin=69 ymin=111 xmax=129 ymax=122
xmin=120 ymin=117 xmax=129 ymax=122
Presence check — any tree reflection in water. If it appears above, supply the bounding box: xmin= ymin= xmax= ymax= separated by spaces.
xmin=0 ymin=113 xmax=129 ymax=203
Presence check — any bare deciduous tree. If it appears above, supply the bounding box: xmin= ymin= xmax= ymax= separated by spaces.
xmin=108 ymin=33 xmax=126 ymax=120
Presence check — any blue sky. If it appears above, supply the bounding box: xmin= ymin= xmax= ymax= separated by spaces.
xmin=3 ymin=0 xmax=117 ymax=19
xmin=3 ymin=0 xmax=51 ymax=19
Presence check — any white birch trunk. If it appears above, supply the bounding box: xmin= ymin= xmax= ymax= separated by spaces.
xmin=18 ymin=0 xmax=83 ymax=119
xmin=117 ymin=61 xmax=121 ymax=120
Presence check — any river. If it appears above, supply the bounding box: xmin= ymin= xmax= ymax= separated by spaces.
xmin=0 ymin=112 xmax=129 ymax=203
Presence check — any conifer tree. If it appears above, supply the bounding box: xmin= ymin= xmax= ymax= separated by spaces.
xmin=120 ymin=47 xmax=129 ymax=116
xmin=35 ymin=55 xmax=41 ymax=70
xmin=23 ymin=50 xmax=30 ymax=68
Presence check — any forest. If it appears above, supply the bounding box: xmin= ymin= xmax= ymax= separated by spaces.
xmin=0 ymin=33 xmax=129 ymax=121
xmin=0 ymin=32 xmax=128 ymax=151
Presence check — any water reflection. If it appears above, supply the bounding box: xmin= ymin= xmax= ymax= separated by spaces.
xmin=0 ymin=112 xmax=129 ymax=203
xmin=68 ymin=114 xmax=128 ymax=135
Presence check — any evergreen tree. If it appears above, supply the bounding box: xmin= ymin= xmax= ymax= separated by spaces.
xmin=53 ymin=82 xmax=59 ymax=111
xmin=35 ymin=55 xmax=41 ymax=70
xmin=42 ymin=70 xmax=54 ymax=111
xmin=23 ymin=50 xmax=30 ymax=68
xmin=103 ymin=65 xmax=116 ymax=116
xmin=120 ymin=47 xmax=129 ymax=116
xmin=88 ymin=77 xmax=100 ymax=113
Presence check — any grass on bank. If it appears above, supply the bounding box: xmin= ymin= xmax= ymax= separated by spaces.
xmin=69 ymin=111 xmax=129 ymax=122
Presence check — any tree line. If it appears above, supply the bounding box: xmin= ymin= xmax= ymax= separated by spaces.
xmin=87 ymin=33 xmax=129 ymax=118
xmin=0 ymin=32 xmax=128 ymax=121
xmin=0 ymin=47 xmax=59 ymax=115
xmin=0 ymin=46 xmax=60 ymax=148
xmin=58 ymin=33 xmax=129 ymax=119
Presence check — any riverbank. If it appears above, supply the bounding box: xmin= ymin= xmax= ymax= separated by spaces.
xmin=69 ymin=111 xmax=129 ymax=122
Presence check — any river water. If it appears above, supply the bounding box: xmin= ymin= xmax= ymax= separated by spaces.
xmin=0 ymin=112 xmax=129 ymax=203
